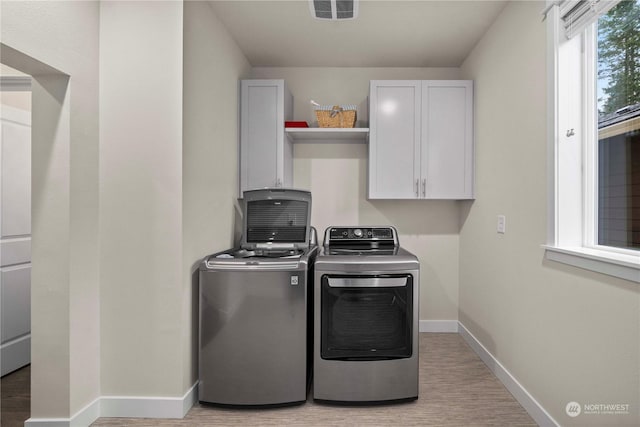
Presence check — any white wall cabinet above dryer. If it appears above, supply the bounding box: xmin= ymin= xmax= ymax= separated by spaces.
xmin=240 ymin=79 xmax=293 ymax=196
xmin=368 ymin=80 xmax=474 ymax=200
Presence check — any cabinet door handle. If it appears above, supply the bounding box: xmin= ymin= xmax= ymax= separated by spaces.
xmin=422 ymin=179 xmax=426 ymax=197
xmin=415 ymin=179 xmax=419 ymax=197
xmin=276 ymin=178 xmax=282 ymax=187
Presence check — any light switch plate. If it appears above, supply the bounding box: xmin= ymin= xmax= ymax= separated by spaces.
xmin=497 ymin=215 xmax=506 ymax=234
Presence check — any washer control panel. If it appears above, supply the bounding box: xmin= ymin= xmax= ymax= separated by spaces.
xmin=325 ymin=226 xmax=397 ymax=245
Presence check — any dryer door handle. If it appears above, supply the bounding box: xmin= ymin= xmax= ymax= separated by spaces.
xmin=327 ymin=277 xmax=408 ymax=288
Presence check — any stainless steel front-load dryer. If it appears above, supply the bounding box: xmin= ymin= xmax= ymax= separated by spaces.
xmin=313 ymin=226 xmax=420 ymax=403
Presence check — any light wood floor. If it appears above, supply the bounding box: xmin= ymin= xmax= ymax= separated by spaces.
xmin=93 ymin=334 xmax=536 ymax=426
xmin=0 ymin=334 xmax=537 ymax=426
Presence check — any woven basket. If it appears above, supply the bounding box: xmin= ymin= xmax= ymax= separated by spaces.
xmin=315 ymin=105 xmax=357 ymax=128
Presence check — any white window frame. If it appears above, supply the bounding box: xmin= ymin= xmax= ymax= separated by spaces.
xmin=544 ymin=1 xmax=640 ymax=283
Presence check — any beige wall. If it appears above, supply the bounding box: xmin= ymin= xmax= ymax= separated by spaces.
xmin=99 ymin=0 xmax=185 ymax=396
xmin=182 ymin=0 xmax=251 ymax=390
xmin=459 ymin=2 xmax=640 ymax=426
xmin=3 ymin=0 xmax=253 ymax=418
xmin=251 ymin=67 xmax=462 ymax=321
xmin=98 ymin=0 xmax=251 ymax=401
xmin=1 ymin=0 xmax=100 ymax=418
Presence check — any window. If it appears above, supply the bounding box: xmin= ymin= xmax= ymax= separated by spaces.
xmin=596 ymin=1 xmax=640 ymax=250
xmin=545 ymin=0 xmax=640 ymax=283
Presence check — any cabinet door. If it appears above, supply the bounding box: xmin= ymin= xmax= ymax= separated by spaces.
xmin=240 ymin=80 xmax=292 ymax=196
xmin=421 ymin=81 xmax=474 ymax=199
xmin=369 ymin=81 xmax=421 ymax=199
xmin=241 ymin=81 xmax=279 ymax=193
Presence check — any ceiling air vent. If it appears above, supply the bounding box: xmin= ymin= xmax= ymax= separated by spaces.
xmin=310 ymin=0 xmax=358 ymax=20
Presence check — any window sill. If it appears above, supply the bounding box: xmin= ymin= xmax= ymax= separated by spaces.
xmin=543 ymin=245 xmax=640 ymax=283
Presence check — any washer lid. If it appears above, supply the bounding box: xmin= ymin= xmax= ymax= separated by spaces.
xmin=240 ymin=188 xmax=312 ymax=251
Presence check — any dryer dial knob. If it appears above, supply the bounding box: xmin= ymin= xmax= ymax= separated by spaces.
xmin=353 ymin=228 xmax=363 ymax=238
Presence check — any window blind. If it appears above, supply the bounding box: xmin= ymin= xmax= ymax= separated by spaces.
xmin=560 ymin=0 xmax=620 ymax=39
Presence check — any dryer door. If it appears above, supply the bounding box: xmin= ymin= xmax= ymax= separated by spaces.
xmin=320 ymin=274 xmax=413 ymax=361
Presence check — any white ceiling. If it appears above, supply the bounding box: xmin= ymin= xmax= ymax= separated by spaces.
xmin=208 ymin=0 xmax=509 ymax=67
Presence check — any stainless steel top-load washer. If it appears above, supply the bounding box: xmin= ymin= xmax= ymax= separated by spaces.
xmin=199 ymin=188 xmax=317 ymax=406
xmin=313 ymin=226 xmax=420 ymax=403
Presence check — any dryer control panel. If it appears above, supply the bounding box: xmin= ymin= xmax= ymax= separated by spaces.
xmin=324 ymin=226 xmax=398 ymax=246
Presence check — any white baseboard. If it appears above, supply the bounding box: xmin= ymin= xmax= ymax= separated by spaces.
xmin=1 ymin=334 xmax=30 ymax=376
xmin=419 ymin=319 xmax=459 ymax=333
xmin=25 ymin=398 xmax=101 ymax=427
xmin=458 ymin=322 xmax=559 ymax=427
xmin=25 ymin=382 xmax=198 ymax=426
xmin=25 ymin=419 xmax=70 ymax=427
xmin=70 ymin=398 xmax=100 ymax=427
xmin=26 ymin=398 xmax=100 ymax=427
xmin=101 ymin=381 xmax=198 ymax=419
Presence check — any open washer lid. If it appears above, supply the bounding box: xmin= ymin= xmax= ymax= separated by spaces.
xmin=240 ymin=188 xmax=312 ymax=251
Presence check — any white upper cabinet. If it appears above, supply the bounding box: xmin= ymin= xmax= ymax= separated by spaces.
xmin=421 ymin=81 xmax=474 ymax=199
xmin=240 ymin=79 xmax=293 ymax=196
xmin=369 ymin=80 xmax=474 ymax=200
xmin=369 ymin=81 xmax=422 ymax=199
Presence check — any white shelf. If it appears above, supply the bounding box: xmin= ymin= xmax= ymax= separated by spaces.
xmin=285 ymin=127 xmax=369 ymax=143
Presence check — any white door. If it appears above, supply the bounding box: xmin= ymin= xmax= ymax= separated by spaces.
xmin=0 ymin=104 xmax=31 ymax=376
xmin=369 ymin=81 xmax=421 ymax=199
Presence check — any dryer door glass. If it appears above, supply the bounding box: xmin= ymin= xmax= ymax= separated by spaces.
xmin=320 ymin=274 xmax=413 ymax=360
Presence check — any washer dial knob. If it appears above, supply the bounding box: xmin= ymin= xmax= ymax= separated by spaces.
xmin=353 ymin=228 xmax=363 ymax=238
